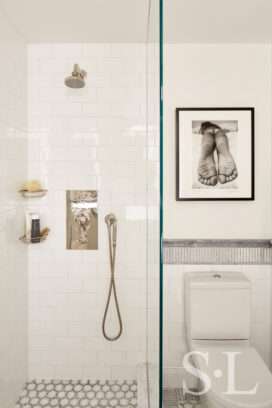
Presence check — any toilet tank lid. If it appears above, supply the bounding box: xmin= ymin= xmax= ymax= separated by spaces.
xmin=185 ymin=272 xmax=251 ymax=289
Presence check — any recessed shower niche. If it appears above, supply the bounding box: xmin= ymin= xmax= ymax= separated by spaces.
xmin=66 ymin=190 xmax=98 ymax=250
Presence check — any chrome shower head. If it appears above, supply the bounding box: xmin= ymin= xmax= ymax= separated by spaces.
xmin=64 ymin=63 xmax=87 ymax=88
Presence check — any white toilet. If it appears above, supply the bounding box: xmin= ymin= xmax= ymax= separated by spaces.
xmin=184 ymin=272 xmax=272 ymax=408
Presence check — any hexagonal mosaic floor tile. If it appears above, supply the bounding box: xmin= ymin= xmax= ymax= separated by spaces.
xmin=15 ymin=380 xmax=137 ymax=408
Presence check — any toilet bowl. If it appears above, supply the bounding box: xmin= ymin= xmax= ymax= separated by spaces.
xmin=184 ymin=272 xmax=272 ymax=408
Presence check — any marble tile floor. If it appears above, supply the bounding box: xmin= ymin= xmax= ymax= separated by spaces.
xmin=163 ymin=388 xmax=201 ymax=408
xmin=15 ymin=379 xmax=137 ymax=408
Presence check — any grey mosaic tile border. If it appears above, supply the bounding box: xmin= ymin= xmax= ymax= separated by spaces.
xmin=163 ymin=240 xmax=272 ymax=265
xmin=163 ymin=239 xmax=272 ymax=248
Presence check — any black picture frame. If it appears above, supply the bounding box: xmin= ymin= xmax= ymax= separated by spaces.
xmin=176 ymin=107 xmax=255 ymax=201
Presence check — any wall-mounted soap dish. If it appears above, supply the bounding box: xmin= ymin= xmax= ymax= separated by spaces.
xmin=19 ymin=235 xmax=47 ymax=244
xmin=19 ymin=189 xmax=48 ymax=198
xmin=19 ymin=228 xmax=50 ymax=244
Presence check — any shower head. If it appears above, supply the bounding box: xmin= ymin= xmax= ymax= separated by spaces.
xmin=64 ymin=64 xmax=87 ymax=88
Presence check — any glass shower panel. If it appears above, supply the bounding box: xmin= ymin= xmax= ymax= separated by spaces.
xmin=146 ymin=0 xmax=162 ymax=407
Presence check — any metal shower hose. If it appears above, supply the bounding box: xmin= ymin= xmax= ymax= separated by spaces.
xmin=102 ymin=214 xmax=123 ymax=341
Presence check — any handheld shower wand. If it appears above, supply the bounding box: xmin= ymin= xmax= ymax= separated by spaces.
xmin=102 ymin=214 xmax=122 ymax=341
xmin=105 ymin=213 xmax=117 ymax=246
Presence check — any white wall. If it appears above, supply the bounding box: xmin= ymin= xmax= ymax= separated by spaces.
xmin=27 ymin=43 xmax=150 ymax=380
xmin=163 ymin=44 xmax=272 ymax=384
xmin=0 ymin=12 xmax=28 ymax=408
xmin=164 ymin=44 xmax=272 ymax=239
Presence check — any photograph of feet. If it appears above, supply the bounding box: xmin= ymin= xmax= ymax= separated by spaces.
xmin=176 ymin=108 xmax=254 ymax=200
xmin=193 ymin=120 xmax=238 ymax=189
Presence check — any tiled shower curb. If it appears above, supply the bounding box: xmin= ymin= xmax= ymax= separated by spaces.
xmin=163 ymin=240 xmax=272 ymax=265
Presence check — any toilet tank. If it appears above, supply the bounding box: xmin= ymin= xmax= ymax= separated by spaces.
xmin=185 ymin=272 xmax=251 ymax=341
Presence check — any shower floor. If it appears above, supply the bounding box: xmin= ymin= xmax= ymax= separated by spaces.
xmin=163 ymin=388 xmax=201 ymax=408
xmin=15 ymin=379 xmax=137 ymax=408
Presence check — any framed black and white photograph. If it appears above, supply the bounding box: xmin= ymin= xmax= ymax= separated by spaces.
xmin=176 ymin=107 xmax=254 ymax=201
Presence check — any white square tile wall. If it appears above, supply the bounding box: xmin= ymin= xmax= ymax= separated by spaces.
xmin=163 ymin=264 xmax=272 ymax=387
xmin=27 ymin=43 xmax=151 ymax=380
xmin=0 ymin=13 xmax=28 ymax=408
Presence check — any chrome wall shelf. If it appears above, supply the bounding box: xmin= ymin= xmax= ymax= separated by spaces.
xmin=19 ymin=189 xmax=47 ymax=198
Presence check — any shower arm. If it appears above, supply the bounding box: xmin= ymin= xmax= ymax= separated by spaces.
xmin=72 ymin=63 xmax=87 ymax=79
xmin=72 ymin=63 xmax=80 ymax=76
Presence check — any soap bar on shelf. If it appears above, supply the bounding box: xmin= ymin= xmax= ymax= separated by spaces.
xmin=24 ymin=180 xmax=41 ymax=192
